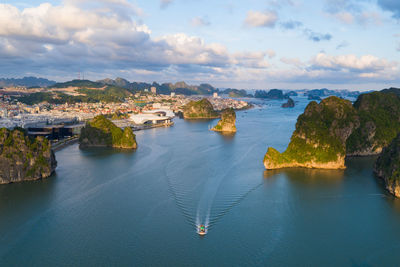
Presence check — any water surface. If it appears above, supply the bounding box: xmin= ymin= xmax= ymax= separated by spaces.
xmin=1 ymin=97 xmax=400 ymax=266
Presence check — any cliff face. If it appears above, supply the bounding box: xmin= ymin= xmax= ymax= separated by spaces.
xmin=264 ymin=97 xmax=359 ymax=169
xmin=212 ymin=108 xmax=237 ymax=132
xmin=374 ymin=133 xmax=400 ymax=197
xmin=264 ymin=89 xmax=400 ymax=170
xmin=346 ymin=90 xmax=400 ymax=156
xmin=0 ymin=128 xmax=57 ymax=184
xmin=183 ymin=98 xmax=219 ymax=119
xmin=79 ymin=115 xmax=137 ymax=149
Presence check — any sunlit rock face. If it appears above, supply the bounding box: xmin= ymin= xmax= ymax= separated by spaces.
xmin=264 ymin=96 xmax=359 ymax=170
xmin=211 ymin=108 xmax=236 ymax=133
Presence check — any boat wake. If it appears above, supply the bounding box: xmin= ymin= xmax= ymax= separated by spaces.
xmin=164 ymin=141 xmax=264 ymax=235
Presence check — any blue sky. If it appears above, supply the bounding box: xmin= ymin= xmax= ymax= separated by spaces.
xmin=0 ymin=0 xmax=400 ymax=90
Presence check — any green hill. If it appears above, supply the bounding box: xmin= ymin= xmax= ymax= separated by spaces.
xmin=79 ymin=115 xmax=137 ymax=149
xmin=183 ymin=98 xmax=219 ymax=119
xmin=50 ymin=79 xmax=104 ymax=89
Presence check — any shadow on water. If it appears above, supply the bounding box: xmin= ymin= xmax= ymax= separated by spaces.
xmin=0 ymin=174 xmax=57 ymax=214
xmin=216 ymin=132 xmax=236 ymax=143
xmin=0 ymin=174 xmax=58 ymax=245
xmin=79 ymin=147 xmax=136 ymax=158
xmin=264 ymin=168 xmax=345 ymax=185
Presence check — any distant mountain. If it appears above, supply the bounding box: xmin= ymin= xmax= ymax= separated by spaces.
xmin=255 ymin=89 xmax=288 ymax=99
xmin=50 ymin=79 xmax=104 ymax=88
xmin=0 ymin=77 xmax=56 ymax=88
xmin=97 ymin=77 xmax=130 ymax=88
xmin=304 ymin=88 xmax=361 ymax=98
xmin=220 ymin=88 xmax=253 ymax=97
xmin=98 ymin=77 xmax=218 ymax=95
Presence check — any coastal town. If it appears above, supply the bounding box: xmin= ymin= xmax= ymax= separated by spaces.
xmin=0 ymin=85 xmax=250 ymax=134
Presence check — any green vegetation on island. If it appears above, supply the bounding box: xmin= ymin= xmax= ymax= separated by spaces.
xmin=0 ymin=128 xmax=57 ymax=184
xmin=211 ymin=108 xmax=237 ymax=133
xmin=264 ymin=88 xmax=400 ymax=170
xmin=79 ymin=115 xmax=137 ymax=149
xmin=346 ymin=90 xmax=400 ymax=155
xmin=264 ymin=97 xmax=358 ymax=169
xmin=183 ymin=98 xmax=219 ymax=119
xmin=374 ymin=133 xmax=400 ymax=197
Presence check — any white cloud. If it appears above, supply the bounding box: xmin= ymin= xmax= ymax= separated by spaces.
xmin=311 ymin=53 xmax=395 ymax=71
xmin=280 ymin=57 xmax=304 ymax=68
xmin=244 ymin=10 xmax=278 ymax=28
xmin=324 ymin=0 xmax=382 ymax=26
xmin=190 ymin=17 xmax=210 ymax=27
xmin=232 ymin=51 xmax=270 ymax=68
xmin=333 ymin=11 xmax=354 ymax=24
xmin=0 ymin=2 xmax=398 ymax=88
xmin=266 ymin=49 xmax=276 ymax=59
xmin=0 ymin=2 xmax=274 ymax=82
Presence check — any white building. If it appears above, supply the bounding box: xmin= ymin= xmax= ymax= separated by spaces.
xmin=129 ymin=109 xmax=174 ymax=125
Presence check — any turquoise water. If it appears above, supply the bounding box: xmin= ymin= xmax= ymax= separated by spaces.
xmin=1 ymin=97 xmax=400 ymax=266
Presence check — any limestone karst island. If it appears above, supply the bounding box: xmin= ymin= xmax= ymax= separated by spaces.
xmin=79 ymin=115 xmax=137 ymax=149
xmin=211 ymin=108 xmax=237 ymax=133
xmin=0 ymin=128 xmax=57 ymax=184
xmin=183 ymin=98 xmax=219 ymax=119
xmin=264 ymin=88 xmax=400 ymax=172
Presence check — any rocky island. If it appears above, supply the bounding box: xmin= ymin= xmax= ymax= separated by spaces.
xmin=264 ymin=88 xmax=400 ymax=170
xmin=282 ymin=97 xmax=295 ymax=108
xmin=211 ymin=108 xmax=237 ymax=133
xmin=0 ymin=128 xmax=57 ymax=184
xmin=374 ymin=133 xmax=400 ymax=197
xmin=346 ymin=90 xmax=400 ymax=156
xmin=183 ymin=98 xmax=219 ymax=119
xmin=264 ymin=97 xmax=358 ymax=169
xmin=255 ymin=89 xmax=288 ymax=100
xmin=79 ymin=115 xmax=137 ymax=149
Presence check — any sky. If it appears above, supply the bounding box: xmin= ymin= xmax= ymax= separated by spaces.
xmin=0 ymin=0 xmax=400 ymax=90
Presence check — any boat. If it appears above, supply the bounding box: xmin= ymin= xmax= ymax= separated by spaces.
xmin=198 ymin=225 xmax=206 ymax=236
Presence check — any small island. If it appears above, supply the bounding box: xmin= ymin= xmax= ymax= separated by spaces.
xmin=374 ymin=133 xmax=400 ymax=197
xmin=211 ymin=108 xmax=237 ymax=133
xmin=282 ymin=97 xmax=295 ymax=108
xmin=79 ymin=115 xmax=137 ymax=149
xmin=183 ymin=98 xmax=219 ymax=119
xmin=0 ymin=128 xmax=57 ymax=184
xmin=255 ymin=89 xmax=287 ymax=100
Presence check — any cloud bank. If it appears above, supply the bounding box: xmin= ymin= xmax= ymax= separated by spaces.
xmin=0 ymin=1 xmax=398 ymax=89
